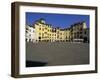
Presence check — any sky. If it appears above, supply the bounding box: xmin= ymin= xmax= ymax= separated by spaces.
xmin=26 ymin=12 xmax=90 ymax=28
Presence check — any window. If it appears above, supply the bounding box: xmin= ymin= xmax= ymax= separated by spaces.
xmin=42 ymin=33 xmax=44 ymax=36
xmin=77 ymin=34 xmax=79 ymax=38
xmin=77 ymin=32 xmax=79 ymax=34
xmin=80 ymin=36 xmax=83 ymax=39
xmin=45 ymin=32 xmax=47 ymax=34
xmin=26 ymin=30 xmax=28 ymax=33
xmin=84 ymin=31 xmax=86 ymax=34
xmin=57 ymin=35 xmax=59 ymax=38
xmin=39 ymin=37 xmax=41 ymax=39
xmin=74 ymin=35 xmax=76 ymax=38
xmin=45 ymin=27 xmax=47 ymax=30
xmin=80 ymin=32 xmax=82 ymax=34
xmin=26 ymin=27 xmax=28 ymax=30
xmin=80 ymin=28 xmax=82 ymax=31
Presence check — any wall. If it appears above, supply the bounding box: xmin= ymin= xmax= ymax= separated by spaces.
xmin=0 ymin=0 xmax=100 ymax=80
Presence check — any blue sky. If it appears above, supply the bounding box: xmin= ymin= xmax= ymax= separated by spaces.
xmin=26 ymin=12 xmax=90 ymax=28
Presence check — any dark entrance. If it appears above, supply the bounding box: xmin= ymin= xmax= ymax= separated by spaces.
xmin=83 ymin=37 xmax=87 ymax=43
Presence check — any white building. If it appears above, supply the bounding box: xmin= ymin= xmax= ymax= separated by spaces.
xmin=26 ymin=25 xmax=37 ymax=43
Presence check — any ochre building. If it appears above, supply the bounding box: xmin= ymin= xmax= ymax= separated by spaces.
xmin=26 ymin=18 xmax=89 ymax=43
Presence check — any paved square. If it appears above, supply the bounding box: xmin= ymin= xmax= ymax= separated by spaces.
xmin=26 ymin=42 xmax=89 ymax=67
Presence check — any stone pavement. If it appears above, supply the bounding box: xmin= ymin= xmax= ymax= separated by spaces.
xmin=26 ymin=42 xmax=89 ymax=67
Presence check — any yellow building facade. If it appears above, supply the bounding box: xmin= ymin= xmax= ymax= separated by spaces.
xmin=30 ymin=19 xmax=89 ymax=43
xmin=34 ymin=19 xmax=53 ymax=42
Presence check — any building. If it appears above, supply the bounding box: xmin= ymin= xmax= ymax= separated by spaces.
xmin=59 ymin=29 xmax=66 ymax=42
xmin=70 ymin=21 xmax=89 ymax=42
xmin=26 ymin=18 xmax=89 ymax=43
xmin=83 ymin=28 xmax=89 ymax=43
xmin=26 ymin=25 xmax=37 ymax=42
xmin=65 ymin=28 xmax=70 ymax=42
xmin=51 ymin=28 xmax=57 ymax=42
xmin=34 ymin=18 xmax=53 ymax=42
